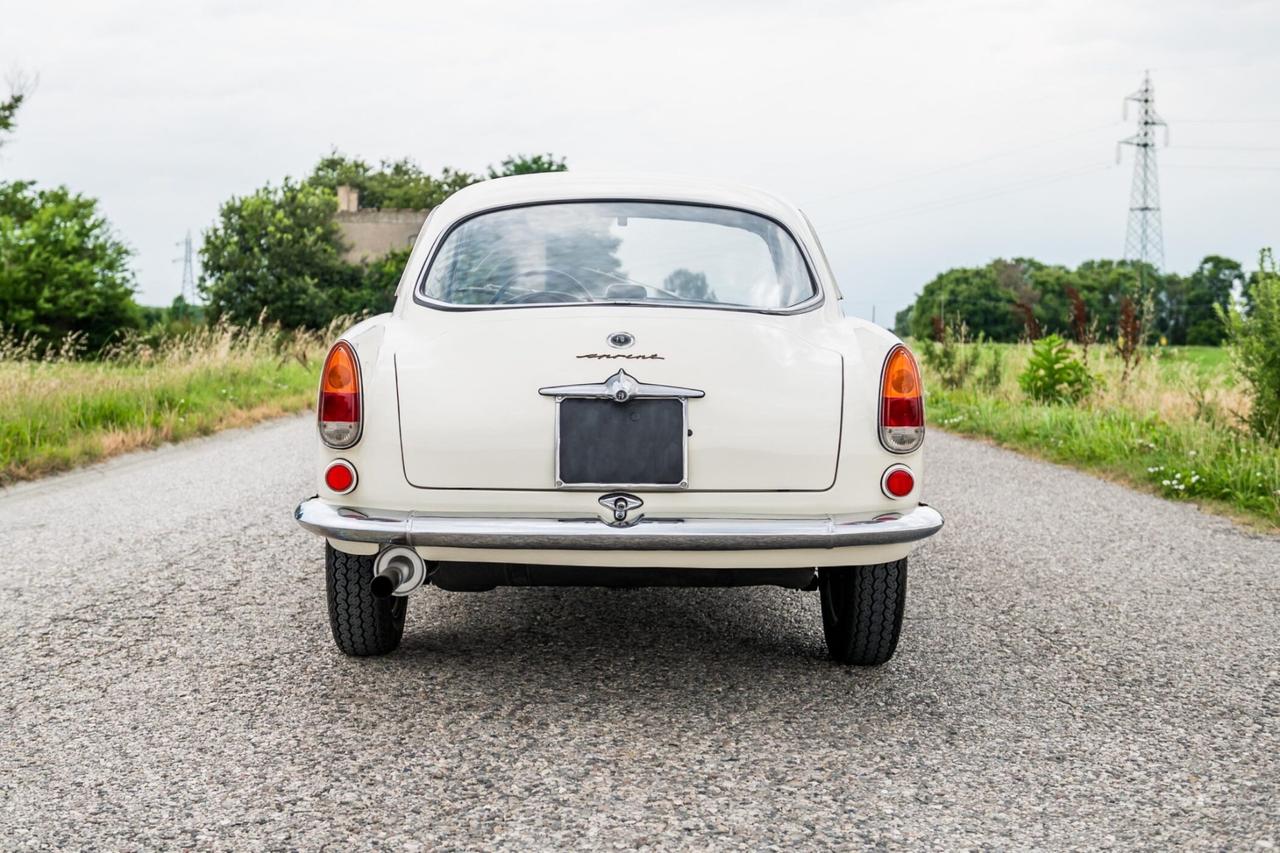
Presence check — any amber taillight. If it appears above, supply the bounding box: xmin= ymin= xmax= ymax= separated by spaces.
xmin=880 ymin=344 xmax=924 ymax=453
xmin=319 ymin=341 xmax=361 ymax=449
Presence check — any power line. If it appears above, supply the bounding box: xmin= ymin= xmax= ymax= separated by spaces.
xmin=818 ymin=161 xmax=1114 ymax=232
xmin=808 ymin=120 xmax=1123 ymax=202
xmin=1163 ymin=163 xmax=1280 ymax=172
xmin=1165 ymin=118 xmax=1280 ymax=124
xmin=1171 ymin=144 xmax=1280 ymax=152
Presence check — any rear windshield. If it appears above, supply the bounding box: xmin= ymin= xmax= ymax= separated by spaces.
xmin=419 ymin=201 xmax=816 ymax=310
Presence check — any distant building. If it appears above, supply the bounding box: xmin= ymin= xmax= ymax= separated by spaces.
xmin=334 ymin=185 xmax=429 ymax=264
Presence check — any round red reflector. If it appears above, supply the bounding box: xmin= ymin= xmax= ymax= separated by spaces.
xmin=884 ymin=468 xmax=914 ymax=498
xmin=325 ymin=462 xmax=355 ymax=493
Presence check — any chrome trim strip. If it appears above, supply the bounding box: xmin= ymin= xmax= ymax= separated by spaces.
xmin=295 ymin=499 xmax=944 ymax=551
xmin=539 ymin=369 xmax=704 ymax=402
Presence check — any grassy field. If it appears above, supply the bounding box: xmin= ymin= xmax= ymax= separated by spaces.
xmin=923 ymin=342 xmax=1280 ymax=529
xmin=0 ymin=324 xmax=329 ymax=485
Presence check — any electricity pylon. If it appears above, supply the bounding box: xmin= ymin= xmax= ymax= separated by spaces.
xmin=1118 ymin=71 xmax=1169 ymax=273
xmin=177 ymin=230 xmax=196 ymax=302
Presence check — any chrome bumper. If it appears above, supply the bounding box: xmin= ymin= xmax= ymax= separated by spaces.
xmin=294 ymin=499 xmax=943 ymax=552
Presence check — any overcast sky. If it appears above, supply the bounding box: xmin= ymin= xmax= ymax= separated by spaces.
xmin=3 ymin=0 xmax=1278 ymax=320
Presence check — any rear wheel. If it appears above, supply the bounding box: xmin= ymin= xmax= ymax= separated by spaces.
xmin=326 ymin=544 xmax=407 ymax=656
xmin=818 ymin=559 xmax=907 ymax=666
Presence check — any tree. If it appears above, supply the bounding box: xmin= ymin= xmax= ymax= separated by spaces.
xmin=0 ymin=73 xmax=34 ymax=148
xmin=487 ymin=154 xmax=568 ymax=178
xmin=336 ymin=247 xmax=412 ymax=317
xmin=1071 ymin=259 xmax=1146 ymax=338
xmin=908 ymin=263 xmax=1024 ymax=342
xmin=901 ymin=257 xmax=1193 ymax=344
xmin=1182 ymin=256 xmax=1241 ymax=345
xmin=0 ymin=92 xmax=22 ymax=146
xmin=309 ymin=154 xmax=480 ymax=210
xmin=199 ymin=180 xmax=357 ymax=328
xmin=308 ymin=152 xmax=567 ymax=210
xmin=0 ymin=181 xmax=140 ymax=351
xmin=1220 ymin=249 xmax=1280 ymax=442
xmin=893 ymin=305 xmax=913 ymax=338
xmin=204 ymin=152 xmax=571 ymax=326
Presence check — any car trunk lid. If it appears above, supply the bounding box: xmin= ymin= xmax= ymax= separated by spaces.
xmin=395 ymin=312 xmax=842 ymax=491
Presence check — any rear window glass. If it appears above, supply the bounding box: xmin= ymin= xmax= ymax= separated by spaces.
xmin=419 ymin=201 xmax=815 ymax=310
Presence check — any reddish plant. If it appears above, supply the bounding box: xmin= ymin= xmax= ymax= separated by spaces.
xmin=1011 ymin=301 xmax=1041 ymax=341
xmin=1116 ymin=296 xmax=1143 ymax=380
xmin=1065 ymin=285 xmax=1094 ymax=365
xmin=930 ymin=314 xmax=946 ymax=343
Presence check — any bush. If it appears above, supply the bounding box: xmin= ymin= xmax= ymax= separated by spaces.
xmin=918 ymin=323 xmax=980 ymax=390
xmin=0 ymin=181 xmax=140 ymax=352
xmin=199 ymin=180 xmax=356 ymax=329
xmin=335 ymin=247 xmax=411 ymax=317
xmin=1018 ymin=334 xmax=1092 ymax=404
xmin=1221 ymin=249 xmax=1280 ymax=442
xmin=976 ymin=346 xmax=1005 ymax=391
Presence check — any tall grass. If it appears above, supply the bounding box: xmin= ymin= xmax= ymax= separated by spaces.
xmin=0 ymin=320 xmax=337 ymax=485
xmin=924 ymin=343 xmax=1280 ymax=528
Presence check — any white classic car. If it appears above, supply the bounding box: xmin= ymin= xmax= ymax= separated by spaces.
xmin=295 ymin=173 xmax=942 ymax=665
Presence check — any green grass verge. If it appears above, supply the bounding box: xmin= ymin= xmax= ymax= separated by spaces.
xmin=926 ymin=379 xmax=1280 ymax=531
xmin=0 ymin=326 xmax=328 ymax=485
xmin=0 ymin=359 xmax=319 ymax=484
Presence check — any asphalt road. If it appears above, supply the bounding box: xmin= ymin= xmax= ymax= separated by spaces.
xmin=1 ymin=415 xmax=1276 ymax=849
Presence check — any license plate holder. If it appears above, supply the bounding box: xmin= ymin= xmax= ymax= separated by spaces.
xmin=555 ymin=397 xmax=687 ymax=489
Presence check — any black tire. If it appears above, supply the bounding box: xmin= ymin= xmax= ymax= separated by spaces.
xmin=326 ymin=544 xmax=407 ymax=656
xmin=818 ymin=559 xmax=907 ymax=666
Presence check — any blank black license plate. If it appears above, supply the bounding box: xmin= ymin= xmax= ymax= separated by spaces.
xmin=557 ymin=398 xmax=685 ymax=487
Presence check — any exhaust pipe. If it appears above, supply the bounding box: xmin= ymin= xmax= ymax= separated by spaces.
xmin=370 ymin=546 xmax=426 ymax=599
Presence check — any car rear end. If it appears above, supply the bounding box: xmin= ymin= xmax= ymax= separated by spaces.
xmin=295 ymin=174 xmax=941 ymax=663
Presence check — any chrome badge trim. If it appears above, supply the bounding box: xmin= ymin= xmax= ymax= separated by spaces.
xmin=607 ymin=331 xmax=635 ymax=349
xmin=599 ymin=492 xmax=645 ymax=525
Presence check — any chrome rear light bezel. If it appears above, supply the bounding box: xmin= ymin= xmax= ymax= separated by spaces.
xmin=323 ymin=459 xmax=358 ymax=495
xmin=318 ymin=340 xmax=363 ymax=450
xmin=878 ymin=344 xmax=925 ymax=454
xmin=880 ymin=463 xmax=916 ymax=499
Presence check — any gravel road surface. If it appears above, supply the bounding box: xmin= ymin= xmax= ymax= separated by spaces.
xmin=1 ymin=415 xmax=1276 ymax=849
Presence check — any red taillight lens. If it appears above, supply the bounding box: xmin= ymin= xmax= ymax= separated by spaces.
xmin=319 ymin=341 xmax=362 ymax=449
xmin=882 ymin=466 xmax=915 ymax=498
xmin=880 ymin=345 xmax=924 ymax=453
xmin=324 ymin=460 xmax=357 ymax=494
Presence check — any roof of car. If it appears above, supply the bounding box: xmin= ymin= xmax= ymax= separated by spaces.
xmin=433 ymin=172 xmax=807 ymax=229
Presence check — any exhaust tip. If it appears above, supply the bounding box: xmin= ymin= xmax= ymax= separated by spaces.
xmin=370 ymin=570 xmax=398 ymax=599
xmin=369 ymin=547 xmax=427 ymax=599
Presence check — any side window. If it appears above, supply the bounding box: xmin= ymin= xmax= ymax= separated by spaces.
xmin=799 ymin=210 xmax=842 ymax=301
xmin=396 ymin=209 xmax=435 ymax=301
